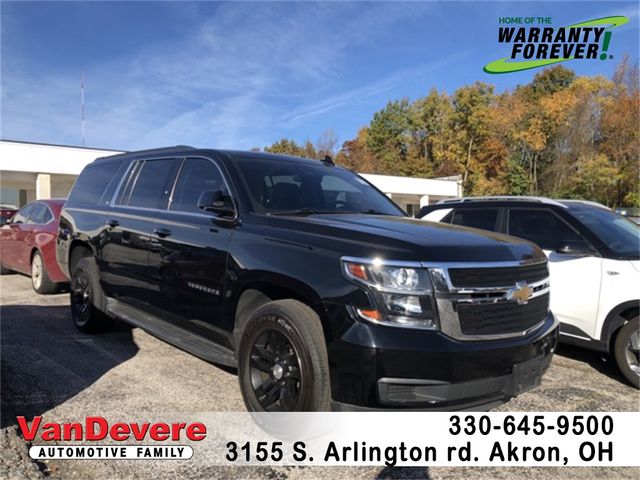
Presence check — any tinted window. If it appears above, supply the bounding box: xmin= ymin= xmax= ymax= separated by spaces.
xmin=567 ymin=205 xmax=639 ymax=259
xmin=170 ymin=158 xmax=225 ymax=213
xmin=28 ymin=204 xmax=53 ymax=224
xmin=234 ymin=158 xmax=404 ymax=216
xmin=508 ymin=209 xmax=583 ymax=250
xmin=125 ymin=159 xmax=179 ymax=209
xmin=12 ymin=204 xmax=34 ymax=224
xmin=450 ymin=209 xmax=498 ymax=231
xmin=69 ymin=161 xmax=124 ymax=206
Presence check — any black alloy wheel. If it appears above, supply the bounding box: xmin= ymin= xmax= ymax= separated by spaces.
xmin=237 ymin=299 xmax=331 ymax=412
xmin=249 ymin=326 xmax=303 ymax=411
xmin=71 ymin=268 xmax=93 ymax=328
xmin=70 ymin=257 xmax=112 ymax=333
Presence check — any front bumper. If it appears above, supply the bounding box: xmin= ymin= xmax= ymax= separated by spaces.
xmin=326 ymin=309 xmax=558 ymax=410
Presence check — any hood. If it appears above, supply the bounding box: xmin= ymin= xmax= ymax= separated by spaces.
xmin=267 ymin=214 xmax=545 ymax=263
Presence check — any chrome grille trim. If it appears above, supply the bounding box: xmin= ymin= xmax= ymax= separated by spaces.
xmin=423 ymin=259 xmax=550 ymax=341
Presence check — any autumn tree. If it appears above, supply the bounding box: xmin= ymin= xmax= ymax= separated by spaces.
xmin=451 ymin=82 xmax=494 ymax=191
xmin=264 ymin=60 xmax=638 ymax=207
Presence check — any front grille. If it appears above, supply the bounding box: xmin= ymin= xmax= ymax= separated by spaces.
xmin=448 ymin=262 xmax=548 ymax=288
xmin=456 ymin=294 xmax=549 ymax=336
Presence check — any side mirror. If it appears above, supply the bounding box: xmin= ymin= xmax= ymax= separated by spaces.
xmin=555 ymin=240 xmax=595 ymax=257
xmin=197 ymin=190 xmax=236 ymax=218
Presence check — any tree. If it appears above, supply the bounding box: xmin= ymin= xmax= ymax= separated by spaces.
xmin=451 ymin=82 xmax=494 ymax=190
xmin=411 ymin=89 xmax=458 ymax=176
xmin=315 ymin=129 xmax=338 ymax=158
xmin=337 ymin=127 xmax=377 ymax=172
xmin=263 ymin=60 xmax=637 ymax=207
xmin=567 ymin=154 xmax=622 ymax=206
xmin=526 ymin=65 xmax=576 ymax=98
xmin=264 ymin=138 xmax=306 ymax=157
xmin=366 ymin=99 xmax=415 ymax=175
xmin=600 ymin=56 xmax=640 ymax=206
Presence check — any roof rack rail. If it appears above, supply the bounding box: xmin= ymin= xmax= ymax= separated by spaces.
xmin=95 ymin=145 xmax=195 ymax=161
xmin=436 ymin=196 xmax=566 ymax=207
xmin=557 ymin=199 xmax=610 ymax=210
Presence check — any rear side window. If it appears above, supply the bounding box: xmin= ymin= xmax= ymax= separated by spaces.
xmin=12 ymin=204 xmax=34 ymax=224
xmin=508 ymin=209 xmax=583 ymax=250
xmin=28 ymin=204 xmax=53 ymax=224
xmin=170 ymin=158 xmax=226 ymax=213
xmin=450 ymin=209 xmax=499 ymax=231
xmin=68 ymin=161 xmax=125 ymax=207
xmin=120 ymin=159 xmax=180 ymax=210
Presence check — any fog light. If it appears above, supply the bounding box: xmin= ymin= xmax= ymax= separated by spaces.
xmin=385 ymin=294 xmax=422 ymax=315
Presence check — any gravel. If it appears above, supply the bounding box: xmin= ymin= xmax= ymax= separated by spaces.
xmin=1 ymin=274 xmax=638 ymax=479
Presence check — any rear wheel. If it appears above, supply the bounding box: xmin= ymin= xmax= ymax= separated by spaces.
xmin=31 ymin=251 xmax=58 ymax=294
xmin=614 ymin=316 xmax=640 ymax=389
xmin=237 ymin=299 xmax=331 ymax=411
xmin=70 ymin=257 xmax=112 ymax=333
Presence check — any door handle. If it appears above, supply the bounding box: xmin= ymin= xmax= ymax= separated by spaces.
xmin=153 ymin=227 xmax=172 ymax=238
xmin=106 ymin=219 xmax=119 ymax=228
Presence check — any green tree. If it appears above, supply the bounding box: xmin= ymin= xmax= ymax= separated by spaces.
xmin=366 ymin=99 xmax=414 ymax=175
xmin=264 ymin=138 xmax=306 ymax=157
xmin=526 ymin=65 xmax=576 ymax=98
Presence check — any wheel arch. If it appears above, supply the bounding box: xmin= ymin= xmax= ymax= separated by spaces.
xmin=600 ymin=300 xmax=640 ymax=352
xmin=68 ymin=240 xmax=95 ymax=274
xmin=29 ymin=246 xmax=39 ymax=265
xmin=230 ymin=275 xmax=326 ymax=349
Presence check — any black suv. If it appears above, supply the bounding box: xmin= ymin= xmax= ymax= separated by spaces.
xmin=57 ymin=147 xmax=558 ymax=411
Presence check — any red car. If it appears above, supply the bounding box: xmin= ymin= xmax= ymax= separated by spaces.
xmin=0 ymin=199 xmax=68 ymax=294
xmin=0 ymin=204 xmax=18 ymax=226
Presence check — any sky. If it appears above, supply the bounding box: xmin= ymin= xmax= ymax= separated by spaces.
xmin=1 ymin=1 xmax=638 ymax=152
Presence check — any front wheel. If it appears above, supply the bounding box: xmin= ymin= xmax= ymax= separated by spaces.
xmin=237 ymin=299 xmax=331 ymax=411
xmin=614 ymin=316 xmax=640 ymax=389
xmin=31 ymin=251 xmax=58 ymax=294
xmin=70 ymin=257 xmax=112 ymax=333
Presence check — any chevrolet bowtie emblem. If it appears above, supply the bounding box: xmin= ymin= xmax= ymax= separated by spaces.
xmin=507 ymin=281 xmax=533 ymax=305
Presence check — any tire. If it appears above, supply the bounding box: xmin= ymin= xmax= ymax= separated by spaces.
xmin=0 ymin=262 xmax=12 ymax=275
xmin=31 ymin=251 xmax=58 ymax=294
xmin=613 ymin=316 xmax=640 ymax=389
xmin=237 ymin=299 xmax=331 ymax=412
xmin=70 ymin=257 xmax=112 ymax=333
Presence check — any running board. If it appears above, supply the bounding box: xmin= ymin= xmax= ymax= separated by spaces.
xmin=106 ymin=298 xmax=236 ymax=367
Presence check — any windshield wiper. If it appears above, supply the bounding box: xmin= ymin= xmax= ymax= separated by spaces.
xmin=269 ymin=208 xmax=394 ymax=216
xmin=360 ymin=209 xmax=392 ymax=215
xmin=269 ymin=208 xmax=342 ymax=216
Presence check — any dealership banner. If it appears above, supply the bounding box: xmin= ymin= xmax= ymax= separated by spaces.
xmin=24 ymin=412 xmax=639 ymax=467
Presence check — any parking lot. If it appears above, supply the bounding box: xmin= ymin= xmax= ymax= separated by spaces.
xmin=1 ymin=273 xmax=638 ymax=480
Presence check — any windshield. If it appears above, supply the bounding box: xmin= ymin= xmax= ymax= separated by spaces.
xmin=569 ymin=205 xmax=640 ymax=259
xmin=233 ymin=158 xmax=405 ymax=216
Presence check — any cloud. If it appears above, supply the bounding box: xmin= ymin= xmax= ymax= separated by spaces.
xmin=1 ymin=2 xmax=439 ymax=150
xmin=279 ymin=52 xmax=469 ymax=127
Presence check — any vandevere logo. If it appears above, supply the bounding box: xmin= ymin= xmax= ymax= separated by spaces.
xmin=484 ymin=15 xmax=629 ymax=74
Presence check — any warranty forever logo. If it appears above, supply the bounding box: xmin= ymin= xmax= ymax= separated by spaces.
xmin=484 ymin=16 xmax=629 ymax=74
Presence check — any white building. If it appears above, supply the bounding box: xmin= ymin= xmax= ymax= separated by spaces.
xmin=0 ymin=140 xmax=462 ymax=214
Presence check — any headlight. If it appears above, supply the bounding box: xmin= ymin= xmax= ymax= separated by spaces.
xmin=341 ymin=257 xmax=439 ymax=330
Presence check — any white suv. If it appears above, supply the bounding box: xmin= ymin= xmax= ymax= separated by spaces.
xmin=419 ymin=197 xmax=640 ymax=388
